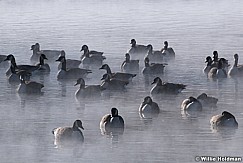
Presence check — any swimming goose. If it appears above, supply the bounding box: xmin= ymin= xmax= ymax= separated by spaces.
xmin=17 ymin=71 xmax=44 ymax=94
xmin=160 ymin=41 xmax=175 ymax=60
xmin=100 ymin=73 xmax=128 ymax=90
xmin=142 ymin=57 xmax=166 ymax=75
xmin=139 ymin=96 xmax=160 ymax=118
xmin=58 ymin=50 xmax=81 ymax=70
xmin=228 ymin=54 xmax=243 ymax=77
xmin=7 ymin=64 xmax=31 ymax=84
xmin=128 ymin=39 xmax=149 ymax=61
xmin=30 ymin=43 xmax=61 ymax=62
xmin=181 ymin=96 xmax=202 ymax=111
xmin=56 ymin=56 xmax=92 ymax=80
xmin=74 ymin=78 xmax=105 ymax=98
xmin=145 ymin=44 xmax=164 ymax=62
xmin=210 ymin=111 xmax=238 ymax=128
xmin=100 ymin=108 xmax=124 ymax=135
xmin=100 ymin=64 xmax=136 ymax=82
xmin=208 ymin=58 xmax=227 ymax=79
xmin=197 ymin=93 xmax=218 ymax=108
xmin=80 ymin=45 xmax=105 ymax=65
xmin=150 ymin=77 xmax=186 ymax=95
xmin=211 ymin=51 xmax=229 ymax=69
xmin=35 ymin=54 xmax=50 ymax=73
xmin=121 ymin=53 xmax=139 ymax=72
xmin=4 ymin=54 xmax=40 ymax=77
xmin=52 ymin=120 xmax=84 ymax=144
xmin=204 ymin=56 xmax=213 ymax=74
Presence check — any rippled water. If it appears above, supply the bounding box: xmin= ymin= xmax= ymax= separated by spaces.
xmin=0 ymin=0 xmax=243 ymax=162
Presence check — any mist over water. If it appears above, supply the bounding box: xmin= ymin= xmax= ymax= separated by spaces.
xmin=0 ymin=0 xmax=243 ymax=162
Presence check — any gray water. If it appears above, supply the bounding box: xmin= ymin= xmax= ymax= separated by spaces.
xmin=0 ymin=0 xmax=243 ymax=162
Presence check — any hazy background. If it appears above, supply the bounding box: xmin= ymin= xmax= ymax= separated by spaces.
xmin=0 ymin=0 xmax=243 ymax=162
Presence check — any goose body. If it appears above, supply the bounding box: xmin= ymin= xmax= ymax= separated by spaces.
xmin=210 ymin=111 xmax=238 ymax=128
xmin=100 ymin=74 xmax=128 ymax=90
xmin=4 ymin=54 xmax=40 ymax=77
xmin=100 ymin=64 xmax=136 ymax=82
xmin=121 ymin=53 xmax=139 ymax=72
xmin=35 ymin=54 xmax=50 ymax=73
xmin=204 ymin=56 xmax=213 ymax=74
xmin=160 ymin=41 xmax=175 ymax=61
xmin=208 ymin=58 xmax=227 ymax=79
xmin=128 ymin=39 xmax=149 ymax=60
xmin=142 ymin=57 xmax=165 ymax=75
xmin=52 ymin=120 xmax=84 ymax=145
xmin=181 ymin=96 xmax=202 ymax=111
xmin=58 ymin=50 xmax=81 ymax=70
xmin=228 ymin=54 xmax=243 ymax=77
xmin=139 ymin=96 xmax=160 ymax=119
xmin=30 ymin=43 xmax=61 ymax=62
xmin=145 ymin=44 xmax=164 ymax=62
xmin=80 ymin=45 xmax=105 ymax=65
xmin=197 ymin=93 xmax=218 ymax=107
xmin=56 ymin=56 xmax=92 ymax=80
xmin=150 ymin=77 xmax=186 ymax=95
xmin=100 ymin=108 xmax=124 ymax=135
xmin=75 ymin=78 xmax=104 ymax=98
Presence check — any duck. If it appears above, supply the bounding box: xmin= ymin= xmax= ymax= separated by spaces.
xmin=204 ymin=56 xmax=213 ymax=74
xmin=142 ymin=57 xmax=166 ymax=75
xmin=181 ymin=96 xmax=202 ymax=111
xmin=17 ymin=71 xmax=44 ymax=94
xmin=4 ymin=54 xmax=40 ymax=77
xmin=57 ymin=50 xmax=81 ymax=70
xmin=150 ymin=77 xmax=186 ymax=95
xmin=100 ymin=73 xmax=129 ymax=90
xmin=121 ymin=53 xmax=139 ymax=72
xmin=74 ymin=78 xmax=105 ymax=98
xmin=160 ymin=41 xmax=175 ymax=61
xmin=30 ymin=43 xmax=61 ymax=62
xmin=100 ymin=108 xmax=124 ymax=135
xmin=228 ymin=54 xmax=243 ymax=77
xmin=197 ymin=93 xmax=218 ymax=108
xmin=128 ymin=39 xmax=149 ymax=60
xmin=52 ymin=120 xmax=84 ymax=145
xmin=55 ymin=56 xmax=92 ymax=80
xmin=100 ymin=64 xmax=136 ymax=82
xmin=208 ymin=58 xmax=227 ymax=79
xmin=35 ymin=54 xmax=50 ymax=73
xmin=139 ymin=96 xmax=160 ymax=119
xmin=145 ymin=44 xmax=164 ymax=62
xmin=80 ymin=45 xmax=105 ymax=65
xmin=210 ymin=111 xmax=238 ymax=128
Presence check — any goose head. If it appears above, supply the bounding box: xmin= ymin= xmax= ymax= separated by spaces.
xmin=125 ymin=53 xmax=131 ymax=62
xmin=74 ymin=78 xmax=85 ymax=86
xmin=4 ymin=54 xmax=15 ymax=62
xmin=111 ymin=108 xmax=119 ymax=117
xmin=151 ymin=77 xmax=162 ymax=85
xmin=205 ymin=56 xmax=213 ymax=65
xmin=73 ymin=120 xmax=84 ymax=131
xmin=164 ymin=41 xmax=168 ymax=49
xmin=143 ymin=96 xmax=153 ymax=105
xmin=80 ymin=45 xmax=89 ymax=52
xmin=130 ymin=39 xmax=137 ymax=47
xmin=60 ymin=50 xmax=66 ymax=56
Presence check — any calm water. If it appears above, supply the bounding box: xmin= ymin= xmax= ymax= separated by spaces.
xmin=0 ymin=0 xmax=243 ymax=162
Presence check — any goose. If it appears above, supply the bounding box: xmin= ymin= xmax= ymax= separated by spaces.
xmin=74 ymin=78 xmax=105 ymax=98
xmin=150 ymin=77 xmax=186 ymax=95
xmin=160 ymin=41 xmax=175 ymax=60
xmin=210 ymin=111 xmax=238 ymax=128
xmin=52 ymin=120 xmax=84 ymax=145
xmin=100 ymin=73 xmax=128 ymax=90
xmin=17 ymin=71 xmax=44 ymax=94
xmin=4 ymin=54 xmax=40 ymax=77
xmin=197 ymin=93 xmax=218 ymax=108
xmin=128 ymin=39 xmax=149 ymax=61
xmin=228 ymin=54 xmax=243 ymax=77
xmin=204 ymin=56 xmax=213 ymax=74
xmin=211 ymin=51 xmax=229 ymax=69
xmin=145 ymin=44 xmax=164 ymax=62
xmin=30 ymin=43 xmax=61 ymax=62
xmin=181 ymin=96 xmax=202 ymax=111
xmin=208 ymin=58 xmax=227 ymax=79
xmin=142 ymin=57 xmax=166 ymax=75
xmin=100 ymin=108 xmax=124 ymax=135
xmin=35 ymin=54 xmax=50 ymax=73
xmin=100 ymin=64 xmax=136 ymax=82
xmin=139 ymin=96 xmax=160 ymax=119
xmin=7 ymin=64 xmax=31 ymax=84
xmin=121 ymin=53 xmax=139 ymax=72
xmin=80 ymin=45 xmax=105 ymax=65
xmin=57 ymin=50 xmax=81 ymax=70
xmin=56 ymin=56 xmax=92 ymax=80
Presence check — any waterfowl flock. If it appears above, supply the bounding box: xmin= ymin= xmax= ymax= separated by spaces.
xmin=0 ymin=40 xmax=240 ymax=147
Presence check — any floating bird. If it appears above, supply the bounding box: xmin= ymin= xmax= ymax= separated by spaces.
xmin=210 ymin=111 xmax=238 ymax=128
xmin=181 ymin=96 xmax=202 ymax=111
xmin=142 ymin=57 xmax=166 ymax=75
xmin=228 ymin=53 xmax=243 ymax=77
xmin=197 ymin=93 xmax=218 ymax=108
xmin=57 ymin=50 xmax=81 ymax=70
xmin=121 ymin=53 xmax=139 ymax=72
